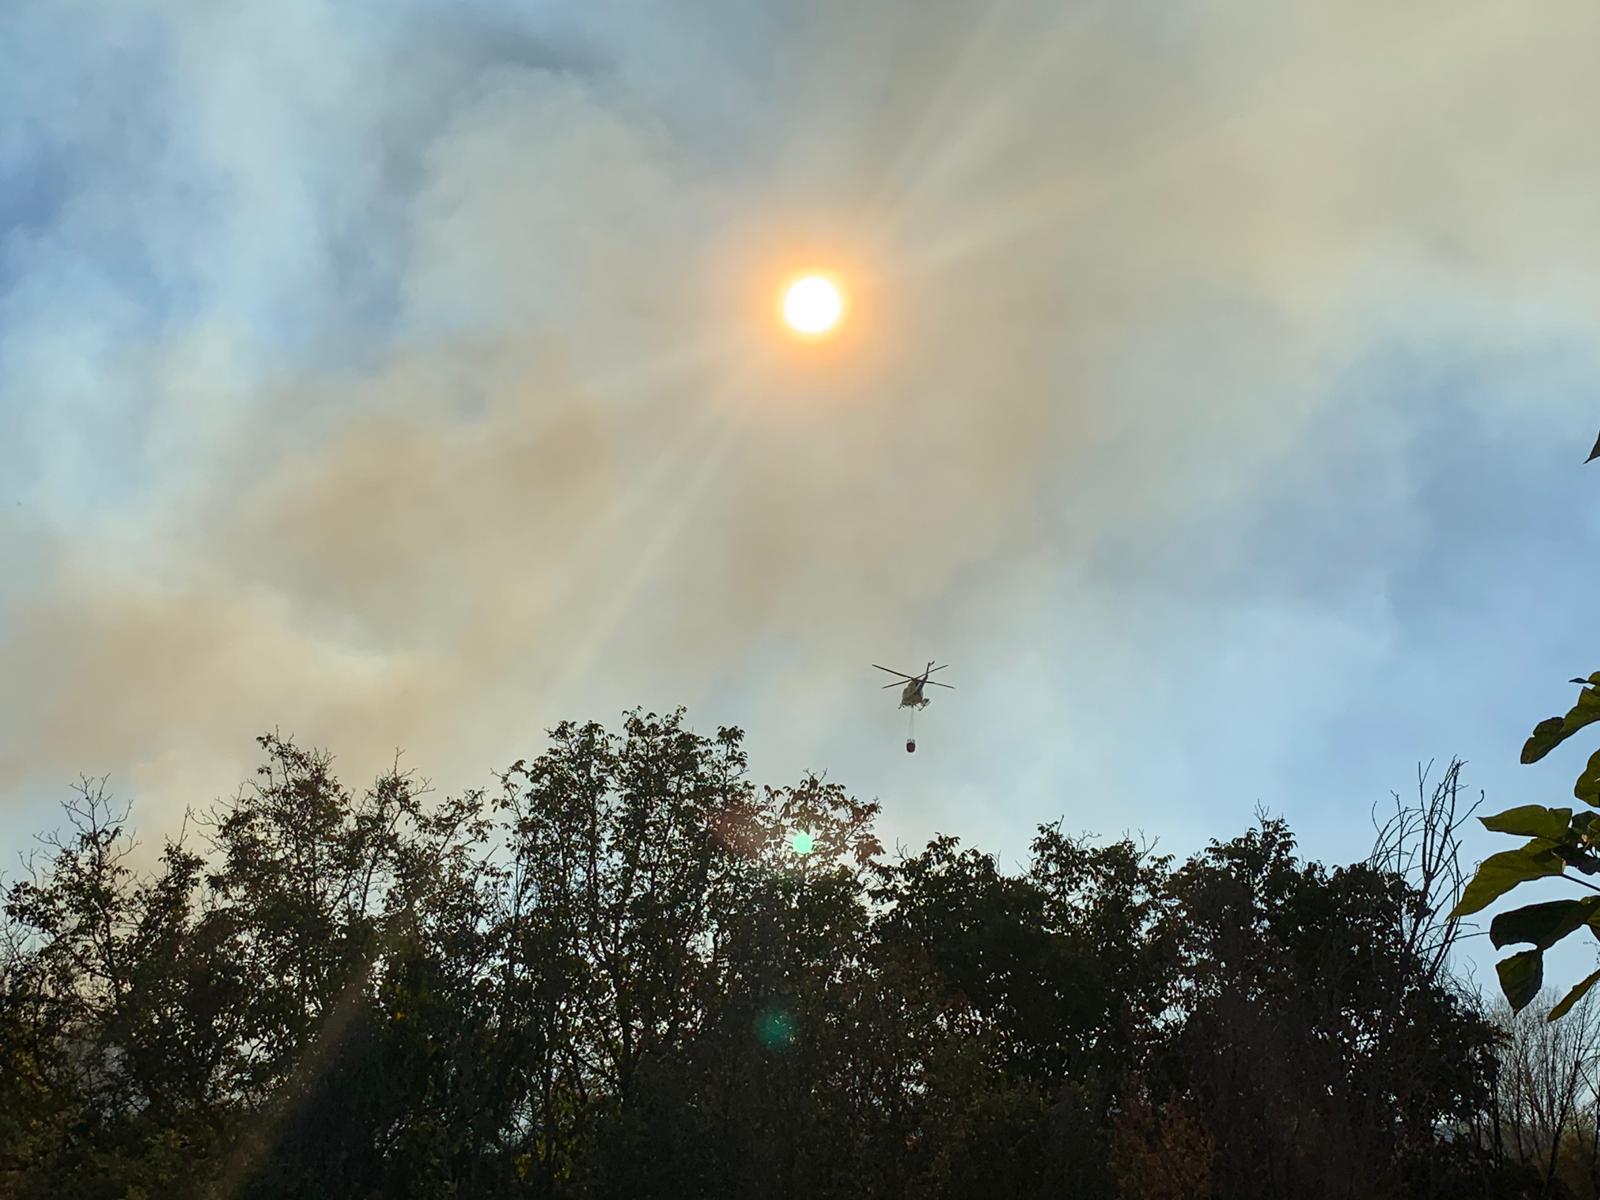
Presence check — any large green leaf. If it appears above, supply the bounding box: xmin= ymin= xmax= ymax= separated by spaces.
xmin=1450 ymin=840 xmax=1567 ymax=919
xmin=1550 ymin=968 xmax=1600 ymax=1021
xmin=1480 ymin=805 xmax=1573 ymax=840
xmin=1490 ymin=897 xmax=1600 ymax=950
xmin=1575 ymin=750 xmax=1600 ymax=807
xmin=1497 ymin=949 xmax=1545 ymax=1012
xmin=1523 ymin=683 xmax=1600 ymax=764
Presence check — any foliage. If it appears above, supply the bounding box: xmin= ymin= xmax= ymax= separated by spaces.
xmin=1455 ymin=676 xmax=1600 ymax=1019
xmin=0 ymin=716 xmax=1545 ymax=1197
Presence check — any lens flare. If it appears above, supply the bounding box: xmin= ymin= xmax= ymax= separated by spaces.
xmin=756 ymin=1008 xmax=796 ymax=1048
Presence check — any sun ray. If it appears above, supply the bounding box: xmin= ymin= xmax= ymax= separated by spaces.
xmin=548 ymin=401 xmax=748 ymax=693
xmin=859 ymin=2 xmax=1088 ymax=235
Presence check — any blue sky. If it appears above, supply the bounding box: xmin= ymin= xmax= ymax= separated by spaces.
xmin=5 ymin=0 xmax=1600 ymax=985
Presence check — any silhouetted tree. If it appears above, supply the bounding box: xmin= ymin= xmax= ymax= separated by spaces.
xmin=0 ymin=713 xmax=1557 ymax=1197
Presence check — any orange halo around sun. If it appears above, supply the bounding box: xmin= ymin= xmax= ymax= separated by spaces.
xmin=780 ymin=274 xmax=845 ymax=337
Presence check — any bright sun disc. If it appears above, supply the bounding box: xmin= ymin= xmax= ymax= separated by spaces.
xmin=783 ymin=275 xmax=843 ymax=336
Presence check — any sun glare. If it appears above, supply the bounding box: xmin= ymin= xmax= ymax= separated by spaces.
xmin=782 ymin=275 xmax=844 ymax=337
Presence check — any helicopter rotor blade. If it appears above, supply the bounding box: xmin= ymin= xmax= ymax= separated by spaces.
xmin=875 ymin=663 xmax=948 ymax=679
xmin=925 ymin=681 xmax=954 ymax=689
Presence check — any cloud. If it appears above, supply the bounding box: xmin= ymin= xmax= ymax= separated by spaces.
xmin=4 ymin=0 xmax=1600 ymax=869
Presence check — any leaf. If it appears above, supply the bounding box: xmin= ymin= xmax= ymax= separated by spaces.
xmin=1526 ymin=718 xmax=1569 ymax=764
xmin=1490 ymin=897 xmax=1600 ymax=950
xmin=1497 ymin=949 xmax=1545 ymax=1012
xmin=1523 ymin=684 xmax=1600 ymax=764
xmin=1550 ymin=968 xmax=1600 ymax=1021
xmin=1450 ymin=840 xmax=1567 ymax=919
xmin=1480 ymin=805 xmax=1573 ymax=840
xmin=1556 ymin=844 xmax=1600 ymax=875
xmin=1576 ymin=750 xmax=1600 ymax=807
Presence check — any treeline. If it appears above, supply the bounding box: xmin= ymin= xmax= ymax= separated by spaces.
xmin=0 ymin=711 xmax=1596 ymax=1198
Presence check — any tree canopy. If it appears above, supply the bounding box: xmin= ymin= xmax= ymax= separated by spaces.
xmin=0 ymin=711 xmax=1582 ymax=1198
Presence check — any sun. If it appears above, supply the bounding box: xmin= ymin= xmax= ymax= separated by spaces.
xmin=782 ymin=275 xmax=844 ymax=337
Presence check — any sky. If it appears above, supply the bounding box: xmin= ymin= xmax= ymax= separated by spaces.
xmin=5 ymin=0 xmax=1600 ymax=982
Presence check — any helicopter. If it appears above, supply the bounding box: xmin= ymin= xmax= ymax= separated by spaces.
xmin=872 ymin=662 xmax=953 ymax=752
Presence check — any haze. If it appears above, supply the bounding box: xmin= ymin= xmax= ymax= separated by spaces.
xmin=3 ymin=0 xmax=1598 ymax=918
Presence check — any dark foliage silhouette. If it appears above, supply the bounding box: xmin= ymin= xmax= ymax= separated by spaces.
xmin=0 ymin=714 xmax=1578 ymax=1197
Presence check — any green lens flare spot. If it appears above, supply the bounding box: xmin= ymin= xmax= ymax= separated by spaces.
xmin=756 ymin=1008 xmax=795 ymax=1048
xmin=790 ymin=830 xmax=814 ymax=856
